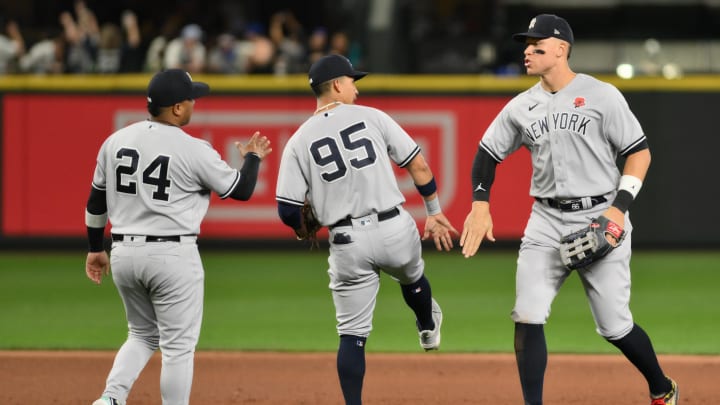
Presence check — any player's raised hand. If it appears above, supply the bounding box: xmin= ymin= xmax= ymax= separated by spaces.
xmin=236 ymin=131 xmax=272 ymax=160
xmin=460 ymin=201 xmax=495 ymax=258
xmin=423 ymin=213 xmax=460 ymax=251
xmin=86 ymin=251 xmax=110 ymax=285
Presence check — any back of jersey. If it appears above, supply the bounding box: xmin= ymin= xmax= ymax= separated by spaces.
xmin=277 ymin=104 xmax=420 ymax=226
xmin=93 ymin=120 xmax=239 ymax=235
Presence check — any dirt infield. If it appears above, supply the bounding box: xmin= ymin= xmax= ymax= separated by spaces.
xmin=0 ymin=351 xmax=716 ymax=404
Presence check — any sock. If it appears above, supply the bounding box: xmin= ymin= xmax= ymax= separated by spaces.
xmin=514 ymin=323 xmax=547 ymax=405
xmin=607 ymin=323 xmax=672 ymax=396
xmin=337 ymin=335 xmax=367 ymax=405
xmin=400 ymin=275 xmax=434 ymax=330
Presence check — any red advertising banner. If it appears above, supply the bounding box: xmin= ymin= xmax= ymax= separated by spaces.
xmin=2 ymin=95 xmax=532 ymax=239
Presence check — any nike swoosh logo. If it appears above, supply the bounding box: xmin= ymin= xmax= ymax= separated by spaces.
xmin=529 ymin=103 xmax=539 ymax=111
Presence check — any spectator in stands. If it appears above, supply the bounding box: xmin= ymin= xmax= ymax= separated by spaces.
xmin=95 ymin=22 xmax=122 ymax=73
xmin=329 ymin=31 xmax=350 ymax=57
xmin=0 ymin=19 xmax=25 ymax=73
xmin=306 ymin=26 xmax=328 ymax=67
xmin=95 ymin=11 xmax=143 ymax=73
xmin=207 ymin=33 xmax=246 ymax=74
xmin=239 ymin=22 xmax=275 ymax=74
xmin=328 ymin=30 xmax=363 ymax=70
xmin=163 ymin=23 xmax=206 ymax=73
xmin=19 ymin=30 xmax=65 ymax=74
xmin=269 ymin=10 xmax=306 ymax=75
xmin=144 ymin=16 xmax=183 ymax=72
xmin=118 ymin=10 xmax=144 ymax=72
xmin=59 ymin=2 xmax=98 ymax=73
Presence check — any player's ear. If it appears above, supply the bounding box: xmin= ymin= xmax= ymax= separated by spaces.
xmin=172 ymin=102 xmax=184 ymax=117
xmin=331 ymin=78 xmax=342 ymax=93
xmin=558 ymin=41 xmax=570 ymax=59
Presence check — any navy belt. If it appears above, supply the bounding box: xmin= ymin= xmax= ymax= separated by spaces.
xmin=330 ymin=207 xmax=400 ymax=229
xmin=112 ymin=234 xmax=194 ymax=242
xmin=535 ymin=195 xmax=607 ymax=212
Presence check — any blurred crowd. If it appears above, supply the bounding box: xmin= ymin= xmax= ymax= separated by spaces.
xmin=2 ymin=0 xmax=713 ymax=77
xmin=0 ymin=1 xmax=357 ymax=75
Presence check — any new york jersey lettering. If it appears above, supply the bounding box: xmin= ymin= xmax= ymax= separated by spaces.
xmin=524 ymin=113 xmax=591 ymax=143
xmin=552 ymin=112 xmax=590 ymax=135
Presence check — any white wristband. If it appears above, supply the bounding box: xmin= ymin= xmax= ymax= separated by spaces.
xmin=618 ymin=175 xmax=643 ymax=198
xmin=424 ymin=196 xmax=442 ymax=216
xmin=85 ymin=210 xmax=108 ymax=228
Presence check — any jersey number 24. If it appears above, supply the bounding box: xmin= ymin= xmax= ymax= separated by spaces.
xmin=115 ymin=148 xmax=171 ymax=201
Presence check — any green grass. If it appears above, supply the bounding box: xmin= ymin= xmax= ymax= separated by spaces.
xmin=0 ymin=249 xmax=718 ymax=354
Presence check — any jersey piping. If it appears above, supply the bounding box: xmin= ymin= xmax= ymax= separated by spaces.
xmin=620 ymin=135 xmax=647 ymax=156
xmin=276 ymin=196 xmax=305 ymax=207
xmin=218 ymin=171 xmax=241 ymax=199
xmin=479 ymin=142 xmax=503 ymax=163
xmin=398 ymin=145 xmax=421 ymax=168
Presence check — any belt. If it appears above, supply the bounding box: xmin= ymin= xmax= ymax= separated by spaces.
xmin=534 ymin=195 xmax=607 ymax=212
xmin=111 ymin=234 xmax=195 ymax=242
xmin=330 ymin=207 xmax=400 ymax=229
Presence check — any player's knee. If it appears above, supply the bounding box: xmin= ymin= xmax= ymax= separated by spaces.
xmin=337 ymin=326 xmax=371 ymax=337
xmin=511 ymin=307 xmax=549 ymax=324
xmin=598 ymin=321 xmax=634 ymax=340
xmin=129 ymin=332 xmax=160 ymax=351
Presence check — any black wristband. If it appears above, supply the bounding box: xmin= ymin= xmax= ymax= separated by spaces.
xmin=611 ymin=189 xmax=634 ymax=213
xmin=87 ymin=227 xmax=105 ymax=252
xmin=415 ymin=177 xmax=437 ymax=197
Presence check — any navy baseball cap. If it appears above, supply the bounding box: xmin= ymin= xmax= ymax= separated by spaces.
xmin=512 ymin=14 xmax=574 ymax=45
xmin=147 ymin=69 xmax=210 ymax=107
xmin=308 ymin=54 xmax=367 ymax=88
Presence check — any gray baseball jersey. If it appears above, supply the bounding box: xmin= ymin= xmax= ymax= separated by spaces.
xmin=276 ymin=103 xmax=419 ymax=224
xmin=482 ymin=73 xmax=644 ymax=337
xmin=90 ymin=120 xmax=244 ymax=404
xmin=276 ymin=103 xmax=427 ymax=337
xmin=92 ymin=120 xmax=241 ymax=235
xmin=480 ymin=73 xmax=645 ymax=199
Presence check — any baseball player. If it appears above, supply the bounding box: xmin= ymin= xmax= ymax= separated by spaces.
xmin=85 ymin=69 xmax=271 ymax=405
xmin=459 ymin=14 xmax=678 ymax=405
xmin=275 ymin=54 xmax=458 ymax=405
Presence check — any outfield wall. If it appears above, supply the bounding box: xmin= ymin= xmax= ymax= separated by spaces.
xmin=1 ymin=74 xmax=716 ymax=247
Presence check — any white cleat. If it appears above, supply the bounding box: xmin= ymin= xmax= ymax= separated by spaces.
xmin=419 ymin=298 xmax=443 ymax=351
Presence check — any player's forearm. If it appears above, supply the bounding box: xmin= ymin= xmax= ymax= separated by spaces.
xmin=406 ymin=154 xmax=446 ymax=216
xmin=228 ymin=153 xmax=260 ymax=201
xmin=471 ymin=145 xmax=498 ymax=201
xmin=405 ymin=153 xmax=433 ymax=186
xmin=85 ymin=185 xmax=107 ymax=252
xmin=612 ymin=149 xmax=651 ymax=213
xmin=621 ymin=148 xmax=651 ymax=181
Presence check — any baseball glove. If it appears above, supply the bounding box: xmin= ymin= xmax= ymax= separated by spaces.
xmin=295 ymin=202 xmax=322 ymax=249
xmin=559 ymin=216 xmax=626 ymax=270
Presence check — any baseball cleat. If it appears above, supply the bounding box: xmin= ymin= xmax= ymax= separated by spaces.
xmin=418 ymin=298 xmax=443 ymax=351
xmin=92 ymin=396 xmax=119 ymax=405
xmin=650 ymin=377 xmax=679 ymax=405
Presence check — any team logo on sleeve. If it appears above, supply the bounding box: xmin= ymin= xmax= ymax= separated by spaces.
xmin=573 ymin=97 xmax=585 ymax=108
